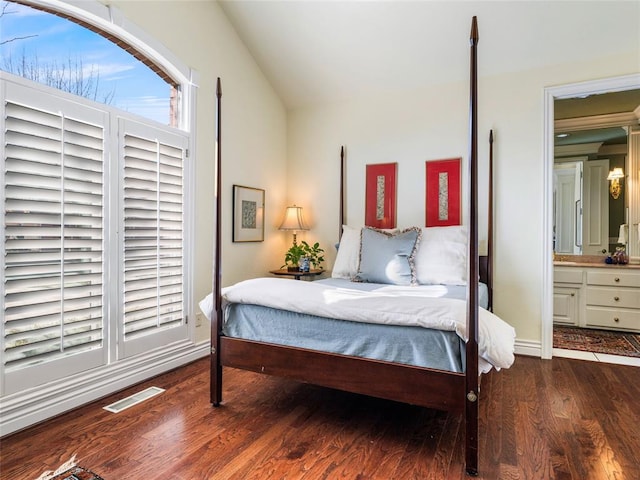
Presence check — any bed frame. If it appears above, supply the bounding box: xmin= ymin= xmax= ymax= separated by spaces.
xmin=210 ymin=17 xmax=490 ymax=476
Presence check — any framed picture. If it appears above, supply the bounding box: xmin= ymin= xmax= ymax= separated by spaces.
xmin=425 ymin=158 xmax=461 ymax=227
xmin=232 ymin=185 xmax=265 ymax=242
xmin=365 ymin=163 xmax=397 ymax=229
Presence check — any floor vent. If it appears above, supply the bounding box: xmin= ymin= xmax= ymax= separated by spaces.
xmin=103 ymin=386 xmax=165 ymax=413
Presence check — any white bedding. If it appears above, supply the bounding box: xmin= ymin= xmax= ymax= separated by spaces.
xmin=202 ymin=277 xmax=516 ymax=373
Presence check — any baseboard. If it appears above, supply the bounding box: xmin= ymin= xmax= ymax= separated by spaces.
xmin=514 ymin=338 xmax=542 ymax=358
xmin=0 ymin=340 xmax=209 ymax=437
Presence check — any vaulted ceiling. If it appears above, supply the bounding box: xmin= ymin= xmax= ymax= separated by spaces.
xmin=218 ymin=1 xmax=639 ymax=110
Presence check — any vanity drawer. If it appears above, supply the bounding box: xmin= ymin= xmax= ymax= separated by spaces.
xmin=585 ymin=306 xmax=640 ymax=331
xmin=586 ymin=287 xmax=640 ymax=309
xmin=554 ymin=269 xmax=583 ymax=284
xmin=587 ymin=271 xmax=640 ymax=288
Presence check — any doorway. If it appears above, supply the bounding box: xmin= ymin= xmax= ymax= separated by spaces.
xmin=543 ymin=74 xmax=640 ymax=364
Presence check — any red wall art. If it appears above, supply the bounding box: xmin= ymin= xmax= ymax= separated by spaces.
xmin=365 ymin=163 xmax=397 ymax=229
xmin=425 ymin=158 xmax=461 ymax=227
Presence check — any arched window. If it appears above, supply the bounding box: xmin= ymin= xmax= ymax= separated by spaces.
xmin=1 ymin=0 xmax=179 ymax=126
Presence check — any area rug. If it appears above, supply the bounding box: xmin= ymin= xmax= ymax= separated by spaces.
xmin=49 ymin=466 xmax=104 ymax=480
xmin=554 ymin=326 xmax=640 ymax=357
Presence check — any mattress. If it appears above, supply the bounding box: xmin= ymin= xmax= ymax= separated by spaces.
xmin=220 ymin=278 xmax=490 ymax=373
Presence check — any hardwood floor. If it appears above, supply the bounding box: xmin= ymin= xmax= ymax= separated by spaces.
xmin=1 ymin=355 xmax=639 ymax=479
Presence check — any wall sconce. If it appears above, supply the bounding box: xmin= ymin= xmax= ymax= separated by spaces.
xmin=607 ymin=167 xmax=624 ymax=200
xmin=278 ymin=205 xmax=308 ymax=246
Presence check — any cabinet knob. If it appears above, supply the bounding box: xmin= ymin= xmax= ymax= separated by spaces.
xmin=614 ymin=277 xmax=620 ymax=283
xmin=614 ymin=317 xmax=620 ymax=323
xmin=614 ymin=296 xmax=620 ymax=301
xmin=570 ymin=293 xmax=575 ymax=297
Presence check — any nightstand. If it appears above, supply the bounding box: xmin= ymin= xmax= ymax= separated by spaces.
xmin=269 ymin=269 xmax=324 ymax=281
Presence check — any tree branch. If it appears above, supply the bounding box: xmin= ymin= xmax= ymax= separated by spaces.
xmin=1 ymin=35 xmax=37 ymax=45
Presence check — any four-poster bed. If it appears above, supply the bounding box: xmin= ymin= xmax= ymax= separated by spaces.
xmin=207 ymin=17 xmax=513 ymax=475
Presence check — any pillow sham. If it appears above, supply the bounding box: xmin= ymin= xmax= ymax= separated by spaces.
xmin=331 ymin=225 xmax=397 ymax=279
xmin=414 ymin=225 xmax=467 ymax=285
xmin=331 ymin=226 xmax=362 ymax=279
xmin=354 ymin=227 xmax=421 ymax=285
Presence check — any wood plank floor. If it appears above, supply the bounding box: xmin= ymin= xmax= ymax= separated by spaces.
xmin=1 ymin=355 xmax=639 ymax=479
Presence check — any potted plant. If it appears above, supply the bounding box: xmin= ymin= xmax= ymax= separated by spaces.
xmin=282 ymin=241 xmax=325 ymax=271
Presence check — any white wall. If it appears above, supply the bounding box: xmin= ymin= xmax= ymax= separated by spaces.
xmin=100 ymin=0 xmax=639 ymax=351
xmin=287 ymin=23 xmax=639 ymax=352
xmin=106 ymin=0 xmax=288 ymax=341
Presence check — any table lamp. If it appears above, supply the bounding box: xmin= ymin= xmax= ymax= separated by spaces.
xmin=279 ymin=205 xmax=308 ymax=246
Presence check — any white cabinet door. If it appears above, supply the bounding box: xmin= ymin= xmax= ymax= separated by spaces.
xmin=553 ymin=287 xmax=580 ymax=326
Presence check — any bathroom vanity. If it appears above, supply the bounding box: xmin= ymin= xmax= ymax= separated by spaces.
xmin=554 ymin=259 xmax=640 ymax=332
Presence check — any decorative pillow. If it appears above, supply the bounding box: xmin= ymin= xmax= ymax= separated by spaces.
xmin=354 ymin=227 xmax=421 ymax=285
xmin=331 ymin=226 xmax=397 ymax=279
xmin=414 ymin=225 xmax=468 ymax=285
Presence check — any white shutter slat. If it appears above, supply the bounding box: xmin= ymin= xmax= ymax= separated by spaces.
xmin=124 ymin=177 xmax=158 ymax=191
xmin=64 ymin=142 xmax=103 ymax=161
xmin=124 ymin=287 xmax=159 ymax=303
xmin=5 ymin=211 xmax=61 ymax=226
xmin=6 ymin=156 xmax=61 ymax=175
xmin=4 ymin=313 xmax=60 ymax=336
xmin=63 ymin=203 xmax=103 ymax=217
xmin=65 ymin=166 xmax=102 ymax=184
xmin=65 ymin=178 xmax=103 ymax=195
xmin=5 ymin=299 xmax=64 ymax=323
xmin=64 ymin=190 xmax=102 ymax=206
xmin=5 ymin=144 xmax=61 ymax=165
xmin=62 ymin=297 xmax=103 ymax=315
xmin=6 ymin=171 xmax=62 ymax=190
xmin=62 ymin=215 xmax=103 ymax=228
xmin=5 ymin=130 xmax=62 ymax=154
xmin=6 ymin=335 xmax=102 ymax=368
xmin=5 ymin=226 xmax=61 ymax=238
xmin=5 ymin=198 xmax=62 ymax=215
xmin=4 ymin=249 xmax=102 ymax=265
xmin=65 ymin=125 xmax=103 ymax=144
xmin=124 ymin=157 xmax=156 ymax=171
xmin=5 ymin=100 xmax=62 ymax=128
xmin=5 ymin=184 xmax=61 ymax=203
xmin=124 ymin=269 xmax=158 ymax=284
xmin=5 ymin=263 xmax=62 ymax=278
xmin=4 ymin=267 xmax=61 ymax=288
xmin=64 ymin=157 xmax=103 ymax=174
xmin=158 ymin=184 xmax=182 ymax=196
xmin=5 ymin=334 xmax=63 ymax=361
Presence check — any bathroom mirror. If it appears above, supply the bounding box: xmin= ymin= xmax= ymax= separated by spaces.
xmin=553 ymin=89 xmax=640 ymax=256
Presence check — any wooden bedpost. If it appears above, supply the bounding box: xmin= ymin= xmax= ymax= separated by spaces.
xmin=465 ymin=16 xmax=480 ymax=477
xmin=211 ymin=77 xmax=223 ymax=406
xmin=487 ymin=129 xmax=494 ymax=311
xmin=339 ymin=146 xmax=346 ymax=240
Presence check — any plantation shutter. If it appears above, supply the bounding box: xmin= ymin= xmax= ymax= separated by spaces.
xmin=119 ymin=119 xmax=188 ymax=358
xmin=2 ymin=84 xmax=107 ymax=393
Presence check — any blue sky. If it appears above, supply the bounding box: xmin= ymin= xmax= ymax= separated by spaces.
xmin=0 ymin=0 xmax=170 ymax=124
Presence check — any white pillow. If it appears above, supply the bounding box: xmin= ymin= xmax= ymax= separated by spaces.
xmin=414 ymin=225 xmax=468 ymax=285
xmin=332 ymin=225 xmax=398 ymax=279
xmin=331 ymin=226 xmax=361 ymax=279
